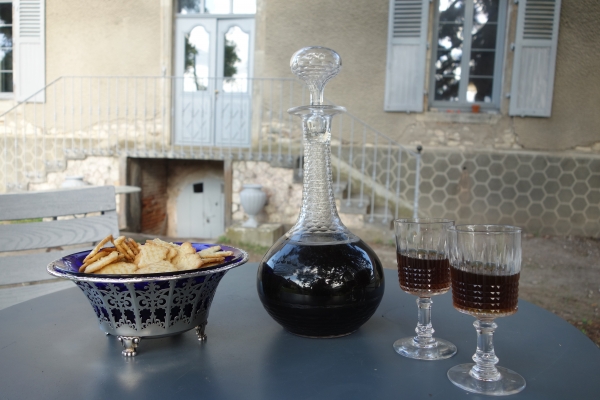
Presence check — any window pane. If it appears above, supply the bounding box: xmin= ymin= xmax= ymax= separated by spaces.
xmin=233 ymin=0 xmax=256 ymax=14
xmin=0 ymin=72 xmax=12 ymax=92
xmin=472 ymin=0 xmax=498 ymax=50
xmin=467 ymin=78 xmax=493 ymax=103
xmin=184 ymin=26 xmax=210 ymax=92
xmin=474 ymin=0 xmax=499 ymax=23
xmin=223 ymin=26 xmax=249 ymax=93
xmin=0 ymin=4 xmax=12 ymax=25
xmin=439 ymin=0 xmax=465 ymax=23
xmin=432 ymin=0 xmax=503 ymax=107
xmin=178 ymin=0 xmax=202 ymax=14
xmin=435 ymin=76 xmax=460 ymax=101
xmin=469 ymin=51 xmax=495 ymax=76
xmin=205 ymin=0 xmax=230 ymax=14
xmin=0 ymin=27 xmax=11 ymax=48
xmin=0 ymin=48 xmax=11 ymax=71
xmin=435 ymin=49 xmax=462 ymax=79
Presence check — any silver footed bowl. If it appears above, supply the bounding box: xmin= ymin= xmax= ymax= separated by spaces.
xmin=47 ymin=243 xmax=248 ymax=357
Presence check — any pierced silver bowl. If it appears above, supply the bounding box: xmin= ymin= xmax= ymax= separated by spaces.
xmin=47 ymin=243 xmax=248 ymax=356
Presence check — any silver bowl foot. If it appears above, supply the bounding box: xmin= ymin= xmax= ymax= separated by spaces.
xmin=195 ymin=323 xmax=207 ymax=342
xmin=118 ymin=336 xmax=141 ymax=357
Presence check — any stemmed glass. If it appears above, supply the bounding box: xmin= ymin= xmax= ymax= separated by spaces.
xmin=447 ymin=224 xmax=525 ymax=396
xmin=393 ymin=218 xmax=457 ymax=360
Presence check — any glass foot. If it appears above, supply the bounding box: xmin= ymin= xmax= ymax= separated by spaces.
xmin=393 ymin=337 xmax=457 ymax=360
xmin=448 ymin=363 xmax=526 ymax=396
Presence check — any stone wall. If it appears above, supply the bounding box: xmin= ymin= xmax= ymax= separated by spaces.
xmin=231 ymin=161 xmax=302 ymax=226
xmin=25 ymin=150 xmax=600 ymax=239
xmin=28 ymin=156 xmax=120 ymax=191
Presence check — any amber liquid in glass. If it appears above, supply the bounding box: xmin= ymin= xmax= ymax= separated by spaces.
xmin=396 ymin=252 xmax=450 ymax=296
xmin=451 ymin=265 xmax=520 ymax=317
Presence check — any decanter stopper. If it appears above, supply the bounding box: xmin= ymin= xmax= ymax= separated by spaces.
xmin=290 ymin=47 xmax=341 ymax=106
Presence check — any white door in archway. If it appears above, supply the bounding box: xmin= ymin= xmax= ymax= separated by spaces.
xmin=177 ymin=178 xmax=224 ymax=239
xmin=174 ymin=17 xmax=254 ymax=147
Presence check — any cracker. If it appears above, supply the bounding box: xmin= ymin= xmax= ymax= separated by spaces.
xmin=126 ymin=238 xmax=140 ymax=255
xmin=83 ymin=235 xmax=114 ymax=263
xmin=135 ymin=260 xmax=178 ymax=274
xmin=79 ymin=248 xmax=116 ymax=272
xmin=205 ymin=251 xmax=233 ymax=258
xmin=180 ymin=242 xmax=196 ymax=255
xmin=136 ymin=242 xmax=169 ymax=268
xmin=198 ymin=246 xmax=221 ymax=257
xmin=83 ymin=251 xmax=120 ymax=273
xmin=95 ymin=262 xmax=138 ymax=275
xmin=200 ymin=261 xmax=222 ymax=269
xmin=114 ymin=237 xmax=135 ymax=261
xmin=174 ymin=253 xmax=203 ymax=271
xmin=198 ymin=256 xmax=225 ymax=264
xmin=167 ymin=247 xmax=179 ymax=262
xmin=148 ymin=238 xmax=178 ymax=249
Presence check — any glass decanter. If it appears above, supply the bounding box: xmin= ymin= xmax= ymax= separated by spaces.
xmin=257 ymin=47 xmax=385 ymax=338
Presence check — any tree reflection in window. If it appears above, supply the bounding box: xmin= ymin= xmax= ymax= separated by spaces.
xmin=184 ymin=26 xmax=210 ymax=92
xmin=222 ymin=26 xmax=249 ymax=93
xmin=0 ymin=3 xmax=12 ymax=93
xmin=469 ymin=0 xmax=499 ymax=103
xmin=433 ymin=0 xmax=501 ymax=106
xmin=435 ymin=0 xmax=465 ymax=102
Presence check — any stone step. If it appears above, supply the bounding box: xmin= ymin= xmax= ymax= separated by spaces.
xmin=364 ymin=206 xmax=399 ymax=230
xmin=338 ymin=197 xmax=370 ymax=215
xmin=332 ymin=182 xmax=347 ymax=198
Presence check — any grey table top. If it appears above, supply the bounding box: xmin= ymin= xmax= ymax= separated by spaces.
xmin=1 ymin=262 xmax=599 ymax=400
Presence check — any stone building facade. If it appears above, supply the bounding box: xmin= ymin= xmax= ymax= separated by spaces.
xmin=0 ymin=0 xmax=598 ymax=239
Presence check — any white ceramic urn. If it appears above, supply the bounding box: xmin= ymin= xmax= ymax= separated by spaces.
xmin=240 ymin=184 xmax=267 ymax=228
xmin=61 ymin=176 xmax=89 ymax=188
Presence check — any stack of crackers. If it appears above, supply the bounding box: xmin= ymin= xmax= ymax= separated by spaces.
xmin=79 ymin=235 xmax=233 ymax=274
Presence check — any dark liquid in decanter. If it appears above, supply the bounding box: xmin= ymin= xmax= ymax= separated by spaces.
xmin=257 ymin=236 xmax=384 ymax=338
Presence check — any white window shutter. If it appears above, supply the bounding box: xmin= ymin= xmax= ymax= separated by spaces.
xmin=14 ymin=0 xmax=45 ymax=102
xmin=384 ymin=0 xmax=429 ymax=112
xmin=509 ymin=0 xmax=561 ymax=117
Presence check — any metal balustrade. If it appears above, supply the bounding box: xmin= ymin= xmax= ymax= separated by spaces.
xmin=0 ymin=76 xmax=421 ymax=223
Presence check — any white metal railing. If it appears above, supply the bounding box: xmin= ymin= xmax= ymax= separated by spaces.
xmin=0 ymin=76 xmax=421 ymax=222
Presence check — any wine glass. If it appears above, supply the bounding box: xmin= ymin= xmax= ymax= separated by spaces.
xmin=393 ymin=218 xmax=457 ymax=360
xmin=447 ymin=224 xmax=525 ymax=396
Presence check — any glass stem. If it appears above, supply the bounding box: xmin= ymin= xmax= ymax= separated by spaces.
xmin=470 ymin=319 xmax=501 ymax=381
xmin=414 ymin=297 xmax=436 ymax=347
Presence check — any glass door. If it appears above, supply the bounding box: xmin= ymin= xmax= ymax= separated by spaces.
xmin=174 ymin=18 xmax=217 ymax=145
xmin=174 ymin=15 xmax=254 ymax=147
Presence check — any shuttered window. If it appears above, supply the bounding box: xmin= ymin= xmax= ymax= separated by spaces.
xmin=509 ymin=0 xmax=561 ymax=117
xmin=429 ymin=0 xmax=508 ymax=111
xmin=14 ymin=0 xmax=44 ymax=102
xmin=384 ymin=0 xmax=430 ymax=112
